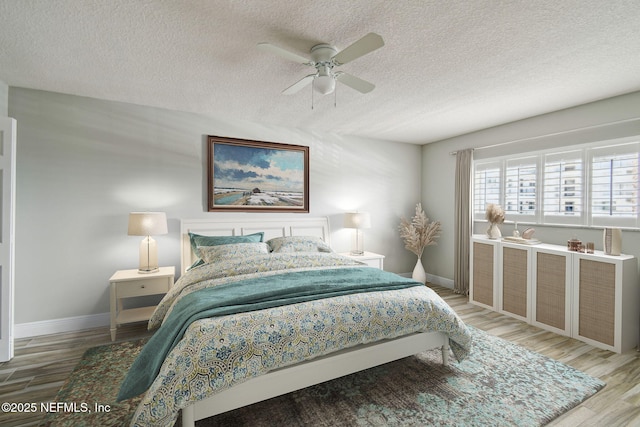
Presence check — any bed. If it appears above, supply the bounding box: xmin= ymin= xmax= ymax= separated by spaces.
xmin=118 ymin=217 xmax=472 ymax=427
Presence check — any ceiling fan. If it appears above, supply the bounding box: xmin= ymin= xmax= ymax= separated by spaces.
xmin=257 ymin=33 xmax=384 ymax=96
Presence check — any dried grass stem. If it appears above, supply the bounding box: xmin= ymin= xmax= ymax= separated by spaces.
xmin=398 ymin=203 xmax=441 ymax=258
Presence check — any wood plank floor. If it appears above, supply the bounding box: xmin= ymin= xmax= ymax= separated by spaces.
xmin=1 ymin=285 xmax=639 ymax=426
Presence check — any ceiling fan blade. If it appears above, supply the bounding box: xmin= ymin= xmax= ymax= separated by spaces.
xmin=257 ymin=42 xmax=312 ymax=65
xmin=336 ymin=72 xmax=375 ymax=94
xmin=332 ymin=33 xmax=384 ymax=65
xmin=282 ymin=74 xmax=316 ymax=95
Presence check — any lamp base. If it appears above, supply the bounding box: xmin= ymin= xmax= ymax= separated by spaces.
xmin=350 ymin=229 xmax=365 ymax=256
xmin=138 ymin=236 xmax=159 ymax=274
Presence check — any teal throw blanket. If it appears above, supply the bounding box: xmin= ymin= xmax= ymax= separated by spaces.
xmin=117 ymin=267 xmax=422 ymax=401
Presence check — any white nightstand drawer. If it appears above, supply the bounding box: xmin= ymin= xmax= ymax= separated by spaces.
xmin=117 ymin=277 xmax=170 ymax=298
xmin=359 ymin=258 xmax=383 ymax=268
xmin=338 ymin=252 xmax=385 ymax=270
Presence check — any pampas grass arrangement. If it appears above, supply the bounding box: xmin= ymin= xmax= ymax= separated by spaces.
xmin=485 ymin=203 xmax=505 ymax=239
xmin=399 ymin=203 xmax=441 ymax=258
xmin=485 ymin=203 xmax=505 ymax=224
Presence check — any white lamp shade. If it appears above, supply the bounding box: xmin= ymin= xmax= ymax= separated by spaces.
xmin=344 ymin=212 xmax=371 ymax=229
xmin=128 ymin=212 xmax=168 ymax=236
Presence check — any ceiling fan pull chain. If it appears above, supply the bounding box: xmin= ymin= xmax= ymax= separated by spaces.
xmin=334 ymin=82 xmax=337 ymax=108
xmin=311 ymin=79 xmax=314 ymax=110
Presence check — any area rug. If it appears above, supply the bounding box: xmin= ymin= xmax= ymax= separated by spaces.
xmin=40 ymin=338 xmax=148 ymax=427
xmin=43 ymin=327 xmax=604 ymax=426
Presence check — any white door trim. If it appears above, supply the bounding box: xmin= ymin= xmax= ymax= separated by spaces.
xmin=0 ymin=117 xmax=16 ymax=362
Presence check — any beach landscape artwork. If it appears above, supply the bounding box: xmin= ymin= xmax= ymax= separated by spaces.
xmin=207 ymin=136 xmax=309 ymax=212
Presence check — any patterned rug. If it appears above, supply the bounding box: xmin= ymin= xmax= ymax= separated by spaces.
xmin=43 ymin=327 xmax=604 ymax=426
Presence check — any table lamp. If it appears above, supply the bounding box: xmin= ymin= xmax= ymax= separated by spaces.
xmin=128 ymin=212 xmax=168 ymax=273
xmin=344 ymin=212 xmax=371 ymax=256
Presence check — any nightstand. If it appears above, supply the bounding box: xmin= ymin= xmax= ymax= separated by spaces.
xmin=339 ymin=252 xmax=385 ymax=270
xmin=109 ymin=266 xmax=175 ymax=341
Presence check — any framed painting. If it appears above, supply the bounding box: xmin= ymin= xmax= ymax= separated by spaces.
xmin=207 ymin=136 xmax=309 ymax=212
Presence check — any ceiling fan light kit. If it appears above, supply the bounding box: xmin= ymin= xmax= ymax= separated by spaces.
xmin=257 ymin=33 xmax=384 ymax=104
xmin=311 ymin=45 xmax=337 ymax=95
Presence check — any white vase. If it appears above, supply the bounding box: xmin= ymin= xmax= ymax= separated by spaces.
xmin=487 ymin=223 xmax=502 ymax=239
xmin=603 ymin=228 xmax=622 ymax=256
xmin=412 ymin=257 xmax=427 ymax=284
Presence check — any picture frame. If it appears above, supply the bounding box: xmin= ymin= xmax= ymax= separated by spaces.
xmin=207 ymin=135 xmax=309 ymax=212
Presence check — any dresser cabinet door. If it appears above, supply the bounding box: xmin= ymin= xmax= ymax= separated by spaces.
xmin=531 ymin=248 xmax=572 ymax=336
xmin=575 ymin=258 xmax=617 ymax=348
xmin=471 ymin=241 xmax=497 ymax=309
xmin=500 ymin=245 xmax=529 ymax=321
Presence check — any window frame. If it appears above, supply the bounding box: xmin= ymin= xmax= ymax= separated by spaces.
xmin=503 ymin=156 xmax=538 ymax=222
xmin=542 ymin=150 xmax=585 ymax=226
xmin=588 ymin=142 xmax=640 ymax=229
xmin=473 ymin=161 xmax=502 ymax=220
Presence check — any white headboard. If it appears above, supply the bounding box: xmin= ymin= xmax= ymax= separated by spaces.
xmin=180 ymin=217 xmax=331 ymax=273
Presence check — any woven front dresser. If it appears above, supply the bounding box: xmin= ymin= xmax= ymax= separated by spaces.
xmin=470 ymin=235 xmax=639 ymax=353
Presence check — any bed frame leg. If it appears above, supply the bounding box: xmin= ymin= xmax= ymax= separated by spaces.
xmin=182 ymin=405 xmax=195 ymax=427
xmin=441 ymin=340 xmax=450 ymax=366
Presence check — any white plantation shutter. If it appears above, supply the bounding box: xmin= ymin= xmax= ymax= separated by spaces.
xmin=543 ymin=151 xmax=583 ymax=225
xmin=473 ymin=162 xmax=501 ymax=220
xmin=590 ymin=142 xmax=640 ymax=228
xmin=504 ymin=157 xmax=537 ymax=219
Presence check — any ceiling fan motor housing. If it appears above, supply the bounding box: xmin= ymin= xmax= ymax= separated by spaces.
xmin=310 ymin=44 xmax=338 ymax=62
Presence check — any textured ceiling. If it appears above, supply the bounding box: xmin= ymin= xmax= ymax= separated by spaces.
xmin=1 ymin=0 xmax=639 ymax=144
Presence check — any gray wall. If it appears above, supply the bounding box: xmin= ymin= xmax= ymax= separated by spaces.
xmin=10 ymin=88 xmax=422 ymax=324
xmin=421 ymin=91 xmax=640 ymax=284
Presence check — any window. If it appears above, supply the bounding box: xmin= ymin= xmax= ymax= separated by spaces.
xmin=473 ymin=162 xmax=501 ymax=218
xmin=543 ymin=151 xmax=583 ymax=225
xmin=504 ymin=157 xmax=537 ymax=219
xmin=472 ymin=138 xmax=640 ymax=228
xmin=590 ymin=142 xmax=639 ymax=228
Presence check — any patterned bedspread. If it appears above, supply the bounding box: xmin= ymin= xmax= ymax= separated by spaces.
xmin=127 ymin=252 xmax=472 ymax=427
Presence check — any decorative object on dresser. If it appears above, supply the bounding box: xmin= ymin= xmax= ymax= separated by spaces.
xmin=484 ymin=203 xmax=505 ymax=239
xmin=501 ymin=225 xmax=541 ymax=245
xmin=343 ymin=211 xmax=371 ymax=255
xmin=567 ymin=237 xmax=582 ymax=252
xmin=207 ymin=135 xmax=309 ymax=213
xmin=470 ymin=235 xmax=639 ymax=353
xmin=603 ymin=227 xmax=622 ymax=256
xmin=339 ymin=251 xmax=385 ymax=270
xmin=399 ymin=203 xmax=441 ymax=284
xmin=109 ymin=266 xmax=175 ymax=341
xmin=127 ymin=212 xmax=168 ymax=273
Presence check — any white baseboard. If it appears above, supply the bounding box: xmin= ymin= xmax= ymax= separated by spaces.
xmin=15 ymin=312 xmax=110 ymax=339
xmin=399 ymin=272 xmax=454 ymax=289
xmin=426 ymin=274 xmax=454 ymax=289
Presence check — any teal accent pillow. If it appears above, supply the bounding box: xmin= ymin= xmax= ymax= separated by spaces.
xmin=187 ymin=232 xmax=264 ymax=270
